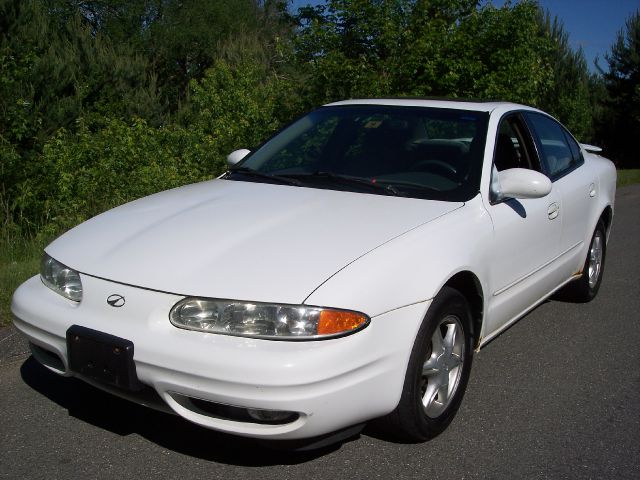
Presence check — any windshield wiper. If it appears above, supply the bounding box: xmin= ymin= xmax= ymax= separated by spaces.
xmin=226 ymin=167 xmax=302 ymax=186
xmin=291 ymin=171 xmax=403 ymax=196
xmin=373 ymin=178 xmax=442 ymax=193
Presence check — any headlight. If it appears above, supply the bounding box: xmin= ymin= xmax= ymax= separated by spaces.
xmin=169 ymin=298 xmax=369 ymax=340
xmin=40 ymin=253 xmax=83 ymax=302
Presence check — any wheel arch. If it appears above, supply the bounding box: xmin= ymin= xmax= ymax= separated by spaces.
xmin=442 ymin=271 xmax=484 ymax=350
xmin=600 ymin=205 xmax=613 ymax=239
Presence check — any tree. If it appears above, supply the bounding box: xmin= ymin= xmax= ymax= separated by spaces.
xmin=44 ymin=0 xmax=293 ymax=106
xmin=294 ymin=1 xmax=556 ymax=106
xmin=443 ymin=1 xmax=554 ymax=104
xmin=596 ymin=10 xmax=640 ymax=168
xmin=294 ymin=0 xmax=476 ymax=104
xmin=0 ymin=0 xmax=162 ymax=230
xmin=536 ymin=10 xmax=593 ymax=140
xmin=0 ymin=0 xmax=295 ymax=231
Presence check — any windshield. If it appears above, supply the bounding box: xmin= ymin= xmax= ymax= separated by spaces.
xmin=226 ymin=105 xmax=489 ymax=201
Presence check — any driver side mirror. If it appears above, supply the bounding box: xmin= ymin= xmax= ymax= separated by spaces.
xmin=226 ymin=149 xmax=251 ymax=167
xmin=491 ymin=167 xmax=552 ymax=203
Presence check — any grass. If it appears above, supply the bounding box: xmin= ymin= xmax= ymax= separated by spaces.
xmin=0 ymin=234 xmax=43 ymax=327
xmin=617 ymin=169 xmax=640 ymax=188
xmin=1 ymin=168 xmax=639 ymax=328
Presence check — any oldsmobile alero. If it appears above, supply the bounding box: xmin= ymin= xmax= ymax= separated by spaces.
xmin=12 ymin=99 xmax=616 ymax=446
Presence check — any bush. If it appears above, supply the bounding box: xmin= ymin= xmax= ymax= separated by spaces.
xmin=25 ymin=58 xmax=300 ymax=233
xmin=39 ymin=118 xmax=213 ymax=229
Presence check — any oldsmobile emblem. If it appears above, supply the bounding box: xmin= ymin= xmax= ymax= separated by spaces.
xmin=106 ymin=294 xmax=125 ymax=308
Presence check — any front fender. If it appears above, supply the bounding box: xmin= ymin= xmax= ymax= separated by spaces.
xmin=304 ymin=195 xmax=493 ymax=319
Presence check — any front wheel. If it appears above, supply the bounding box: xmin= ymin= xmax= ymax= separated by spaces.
xmin=378 ymin=287 xmax=474 ymax=441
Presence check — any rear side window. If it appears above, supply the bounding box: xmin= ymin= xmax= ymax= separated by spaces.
xmin=524 ymin=113 xmax=583 ymax=179
xmin=563 ymin=129 xmax=583 ymax=165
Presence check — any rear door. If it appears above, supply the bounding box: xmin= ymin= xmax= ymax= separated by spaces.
xmin=523 ymin=112 xmax=595 ymax=274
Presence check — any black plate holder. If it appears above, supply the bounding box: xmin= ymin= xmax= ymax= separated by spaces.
xmin=66 ymin=325 xmax=143 ymax=391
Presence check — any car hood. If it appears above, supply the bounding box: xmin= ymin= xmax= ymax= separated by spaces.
xmin=47 ymin=179 xmax=462 ymax=304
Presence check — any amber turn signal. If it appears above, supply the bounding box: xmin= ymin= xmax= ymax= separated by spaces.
xmin=318 ymin=310 xmax=368 ymax=335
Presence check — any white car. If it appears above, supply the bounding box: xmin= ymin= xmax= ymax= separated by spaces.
xmin=12 ymin=99 xmax=616 ymax=447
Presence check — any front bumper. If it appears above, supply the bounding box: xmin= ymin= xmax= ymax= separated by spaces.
xmin=12 ymin=274 xmax=428 ymax=440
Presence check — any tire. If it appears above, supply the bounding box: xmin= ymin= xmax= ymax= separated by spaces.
xmin=561 ymin=220 xmax=607 ymax=303
xmin=378 ymin=286 xmax=474 ymax=442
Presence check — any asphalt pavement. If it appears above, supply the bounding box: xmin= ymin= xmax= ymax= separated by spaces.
xmin=1 ymin=185 xmax=639 ymax=480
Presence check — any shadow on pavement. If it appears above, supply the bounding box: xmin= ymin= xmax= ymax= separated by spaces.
xmin=19 ymin=356 xmax=350 ymax=465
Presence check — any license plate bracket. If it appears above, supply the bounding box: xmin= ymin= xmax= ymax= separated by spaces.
xmin=66 ymin=325 xmax=143 ymax=391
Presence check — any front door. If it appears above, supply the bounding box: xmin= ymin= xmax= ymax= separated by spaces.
xmin=484 ymin=113 xmax=564 ymax=336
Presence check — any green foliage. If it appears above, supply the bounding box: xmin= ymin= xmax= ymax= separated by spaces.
xmin=536 ymin=10 xmax=594 ymax=140
xmin=444 ymin=2 xmax=554 ymax=103
xmin=26 ymin=55 xmax=299 ymax=231
xmin=0 ymin=0 xmax=161 ymax=143
xmin=188 ymin=58 xmax=301 ymax=151
xmin=39 ymin=118 xmax=210 ymax=229
xmin=0 ymin=0 xmax=294 ymax=233
xmin=294 ymin=1 xmax=555 ymax=106
xmin=132 ymin=0 xmax=263 ymax=103
xmin=617 ymin=169 xmax=640 ymax=188
xmin=0 ymin=233 xmax=42 ymax=327
xmin=43 ymin=0 xmax=294 ymax=107
xmin=597 ymin=10 xmax=640 ymax=168
xmin=0 ymin=0 xmax=164 ymax=231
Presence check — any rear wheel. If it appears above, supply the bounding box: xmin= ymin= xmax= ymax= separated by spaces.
xmin=561 ymin=220 xmax=606 ymax=302
xmin=379 ymin=287 xmax=474 ymax=441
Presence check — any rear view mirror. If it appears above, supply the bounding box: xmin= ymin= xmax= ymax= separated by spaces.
xmin=226 ymin=149 xmax=251 ymax=167
xmin=491 ymin=167 xmax=551 ymax=202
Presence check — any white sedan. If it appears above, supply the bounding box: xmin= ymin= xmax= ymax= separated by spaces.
xmin=12 ymin=99 xmax=616 ymax=447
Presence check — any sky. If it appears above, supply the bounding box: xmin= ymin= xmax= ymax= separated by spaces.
xmin=289 ymin=0 xmax=640 ymax=73
xmin=528 ymin=0 xmax=638 ymax=71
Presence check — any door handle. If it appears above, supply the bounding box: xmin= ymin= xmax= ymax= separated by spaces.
xmin=547 ymin=203 xmax=559 ymax=220
xmin=589 ymin=183 xmax=596 ymax=197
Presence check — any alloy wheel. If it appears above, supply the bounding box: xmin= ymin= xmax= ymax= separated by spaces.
xmin=420 ymin=315 xmax=465 ymax=418
xmin=588 ymin=231 xmax=604 ymax=289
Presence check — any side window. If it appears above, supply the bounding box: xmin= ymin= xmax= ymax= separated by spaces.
xmin=493 ymin=114 xmax=540 ymax=172
xmin=562 ymin=129 xmax=584 ymax=165
xmin=525 ymin=113 xmax=581 ymax=178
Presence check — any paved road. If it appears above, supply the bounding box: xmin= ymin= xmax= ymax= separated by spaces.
xmin=1 ymin=185 xmax=639 ymax=480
